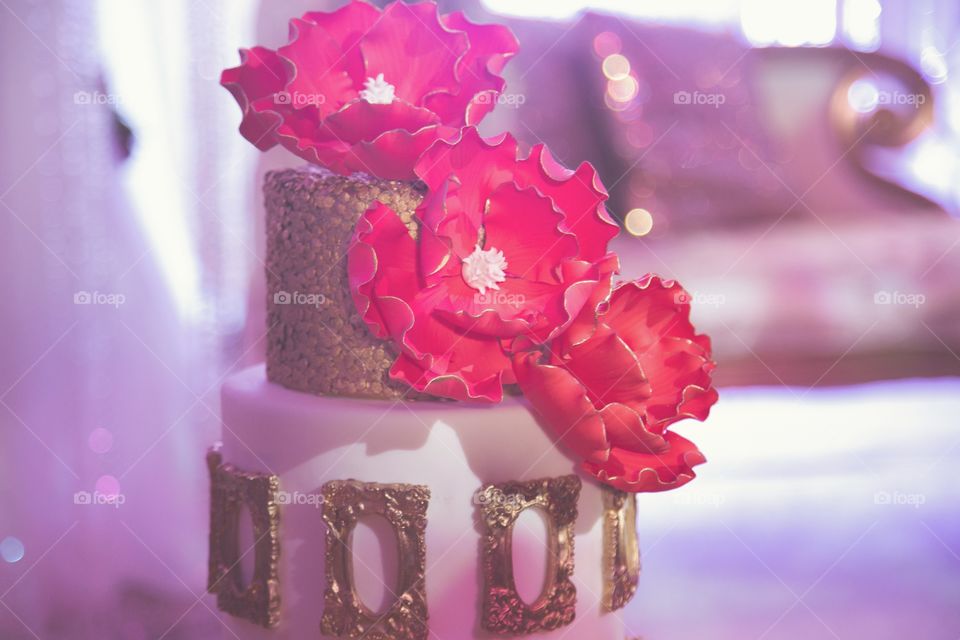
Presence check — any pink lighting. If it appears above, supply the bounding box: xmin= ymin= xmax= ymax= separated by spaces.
xmin=94 ymin=475 xmax=121 ymax=499
xmin=2 ymin=0 xmax=959 ymax=638
xmin=592 ymin=31 xmax=622 ymax=57
xmin=87 ymin=428 xmax=113 ymax=454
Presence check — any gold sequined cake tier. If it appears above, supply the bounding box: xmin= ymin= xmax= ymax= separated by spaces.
xmin=264 ymin=166 xmax=424 ymax=399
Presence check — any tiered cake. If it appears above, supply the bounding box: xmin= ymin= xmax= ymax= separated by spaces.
xmin=210 ymin=168 xmax=631 ymax=639
xmin=212 ymin=2 xmax=717 ymax=638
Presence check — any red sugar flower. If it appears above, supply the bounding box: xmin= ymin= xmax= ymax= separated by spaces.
xmin=414 ymin=127 xmax=621 ymax=344
xmin=513 ymin=276 xmax=718 ymax=492
xmin=348 ymin=128 xmax=620 ymax=401
xmin=220 ymin=1 xmax=518 ymax=179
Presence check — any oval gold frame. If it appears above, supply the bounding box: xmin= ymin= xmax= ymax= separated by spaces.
xmin=320 ymin=480 xmax=430 ymax=640
xmin=504 ymin=505 xmax=564 ymax=611
xmin=343 ymin=515 xmax=402 ymax=619
xmin=476 ymin=475 xmax=581 ymax=634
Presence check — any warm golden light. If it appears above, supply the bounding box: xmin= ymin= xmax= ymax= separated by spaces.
xmin=624 ymin=208 xmax=654 ymax=236
xmin=602 ymin=54 xmax=631 ymax=81
xmin=606 ymin=75 xmax=639 ymax=103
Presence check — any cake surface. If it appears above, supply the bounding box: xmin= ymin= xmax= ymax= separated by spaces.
xmin=218 ymin=365 xmax=624 ymax=639
xmin=264 ymin=167 xmax=423 ymax=399
xmin=210 ymin=2 xmax=715 ymax=635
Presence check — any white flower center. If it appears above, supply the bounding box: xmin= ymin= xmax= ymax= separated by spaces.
xmin=462 ymin=243 xmax=508 ymax=296
xmin=359 ymin=73 xmax=395 ymax=104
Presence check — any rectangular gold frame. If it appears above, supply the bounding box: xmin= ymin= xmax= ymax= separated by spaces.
xmin=602 ymin=486 xmax=640 ymax=611
xmin=320 ymin=479 xmax=431 ymax=640
xmin=206 ymin=448 xmax=282 ymax=628
xmin=476 ymin=475 xmax=581 ymax=635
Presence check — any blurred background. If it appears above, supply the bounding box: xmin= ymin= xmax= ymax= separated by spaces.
xmin=1 ymin=0 xmax=958 ymax=638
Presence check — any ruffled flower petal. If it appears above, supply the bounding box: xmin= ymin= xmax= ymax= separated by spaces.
xmin=416 ymin=178 xmax=475 ymax=278
xmin=597 ymin=402 xmax=665 ymax=454
xmin=389 ymin=316 xmax=513 ymax=402
xmin=560 ymin=324 xmax=652 ymax=409
xmin=324 ymin=100 xmax=440 ymax=142
xmin=431 ymin=12 xmax=520 ymax=126
xmin=415 ymin=127 xmax=518 ymax=225
xmin=349 ymin=126 xmax=449 ymax=181
xmin=302 ymin=0 xmax=381 ymax=88
xmin=277 ymin=18 xmax=356 ymax=116
xmin=348 ymin=202 xmax=512 ymax=401
xmin=604 ymin=277 xmax=718 ymax=432
xmin=426 ymin=276 xmax=558 ymax=339
xmin=220 ymin=47 xmax=288 ymax=150
xmin=348 ymin=202 xmax=418 ymax=340
xmin=359 ymin=1 xmax=467 ymax=106
xmin=274 ymin=101 xmax=445 ymax=179
xmin=512 ymin=351 xmax=612 ymax=465
xmin=515 ymin=145 xmax=620 ymax=261
xmin=514 ymin=274 xmax=718 ymax=493
xmin=558 ymin=252 xmax=620 ymax=346
xmin=408 ymin=128 xmax=620 ymax=344
xmin=222 ymin=1 xmax=517 ymax=179
xmin=483 ymin=183 xmax=578 ymax=281
xmin=584 ymin=431 xmax=707 ymax=493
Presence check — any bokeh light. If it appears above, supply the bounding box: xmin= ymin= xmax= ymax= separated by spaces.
xmin=847 ymin=78 xmax=880 ymax=113
xmin=1 ymin=537 xmax=25 ymax=564
xmin=607 ymin=75 xmax=639 ymax=103
xmin=592 ymin=31 xmax=621 ymax=58
xmin=602 ymin=54 xmax=631 ymax=81
xmin=95 ymin=474 xmax=121 ymax=498
xmin=920 ymin=46 xmax=948 ymax=84
xmin=624 ymin=208 xmax=654 ymax=236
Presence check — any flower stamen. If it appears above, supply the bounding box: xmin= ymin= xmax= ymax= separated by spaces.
xmin=359 ymin=73 xmax=396 ymax=104
xmin=462 ymin=243 xmax=508 ymax=295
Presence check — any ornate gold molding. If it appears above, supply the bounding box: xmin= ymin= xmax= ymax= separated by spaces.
xmin=206 ymin=448 xmax=282 ymax=628
xmin=320 ymin=480 xmax=430 ymax=640
xmin=602 ymin=486 xmax=640 ymax=611
xmin=476 ymin=475 xmax=581 ymax=634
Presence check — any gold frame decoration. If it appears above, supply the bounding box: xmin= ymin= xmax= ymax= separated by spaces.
xmin=206 ymin=448 xmax=282 ymax=628
xmin=602 ymin=486 xmax=640 ymax=611
xmin=476 ymin=475 xmax=581 ymax=635
xmin=320 ymin=480 xmax=431 ymax=640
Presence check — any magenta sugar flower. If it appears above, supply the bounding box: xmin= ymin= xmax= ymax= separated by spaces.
xmin=348 ymin=128 xmax=621 ymax=402
xmin=221 ymin=0 xmax=518 ymax=179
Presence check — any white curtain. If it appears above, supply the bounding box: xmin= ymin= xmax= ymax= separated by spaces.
xmin=0 ymin=0 xmax=263 ymax=636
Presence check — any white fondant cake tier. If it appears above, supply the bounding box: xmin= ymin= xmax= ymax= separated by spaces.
xmin=218 ymin=365 xmax=624 ymax=639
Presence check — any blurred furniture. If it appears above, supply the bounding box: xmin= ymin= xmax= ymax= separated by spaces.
xmin=492 ymin=13 xmax=960 ymax=386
